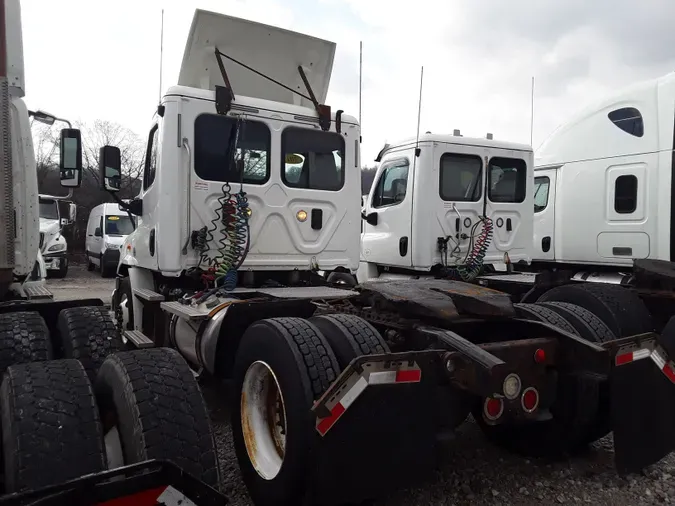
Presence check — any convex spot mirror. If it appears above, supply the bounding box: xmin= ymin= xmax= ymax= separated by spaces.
xmin=59 ymin=129 xmax=82 ymax=188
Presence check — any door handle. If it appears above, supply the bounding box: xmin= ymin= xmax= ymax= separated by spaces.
xmin=399 ymin=237 xmax=408 ymax=256
xmin=311 ymin=209 xmax=323 ymax=230
xmin=506 ymin=218 xmax=512 ymax=232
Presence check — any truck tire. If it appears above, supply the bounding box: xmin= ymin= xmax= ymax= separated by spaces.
xmin=113 ymin=277 xmax=134 ymax=332
xmin=94 ymin=348 xmax=219 ymax=488
xmin=1 ymin=359 xmax=106 ymax=493
xmin=537 ymin=283 xmax=654 ymax=337
xmin=536 ymin=301 xmax=616 ymax=343
xmin=232 ymin=317 xmax=340 ymax=506
xmin=57 ymin=306 xmax=123 ymax=382
xmin=309 ymin=314 xmax=389 ymax=368
xmin=0 ymin=311 xmax=53 ymax=376
xmin=52 ymin=257 xmax=68 ymax=279
xmin=513 ymin=303 xmax=579 ymax=335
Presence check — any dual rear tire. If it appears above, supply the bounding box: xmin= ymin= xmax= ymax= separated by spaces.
xmin=231 ymin=314 xmax=389 ymax=506
xmin=478 ymin=283 xmax=654 ymax=458
xmin=0 ymin=310 xmax=220 ymax=494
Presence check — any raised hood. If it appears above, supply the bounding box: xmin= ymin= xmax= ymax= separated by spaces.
xmin=178 ymin=9 xmax=335 ymax=108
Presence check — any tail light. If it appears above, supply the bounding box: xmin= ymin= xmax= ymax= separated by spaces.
xmin=521 ymin=387 xmax=539 ymax=413
xmin=483 ymin=397 xmax=504 ymax=421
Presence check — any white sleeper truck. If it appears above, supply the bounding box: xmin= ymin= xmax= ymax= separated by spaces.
xmin=100 ymin=9 xmax=675 ymax=506
xmin=0 ymin=1 xmax=227 ymax=503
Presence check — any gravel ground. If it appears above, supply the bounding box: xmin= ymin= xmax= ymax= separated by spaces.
xmin=49 ymin=264 xmax=675 ymax=505
xmin=46 ymin=263 xmax=115 ymax=304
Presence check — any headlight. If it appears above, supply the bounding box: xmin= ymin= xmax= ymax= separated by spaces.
xmin=47 ymin=243 xmax=66 ymax=252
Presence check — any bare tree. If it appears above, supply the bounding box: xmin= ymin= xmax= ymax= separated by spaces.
xmin=31 ymin=122 xmax=60 ymax=186
xmin=32 ymin=119 xmax=145 ymax=253
xmin=76 ymin=119 xmax=145 ymax=196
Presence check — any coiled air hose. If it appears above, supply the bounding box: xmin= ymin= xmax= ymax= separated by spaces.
xmin=190 ymin=118 xmax=251 ymax=295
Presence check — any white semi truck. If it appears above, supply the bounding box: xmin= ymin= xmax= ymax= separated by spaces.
xmin=0 ymin=1 xmax=226 ymax=503
xmin=100 ymin=8 xmax=675 ymax=506
xmin=38 ymin=193 xmax=74 ymax=278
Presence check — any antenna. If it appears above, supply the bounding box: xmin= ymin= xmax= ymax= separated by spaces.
xmin=414 ymin=66 xmax=424 ymax=157
xmin=359 ymin=41 xmax=363 ymax=129
xmin=158 ymin=9 xmax=165 ymax=103
xmin=530 ymin=75 xmax=535 ymax=146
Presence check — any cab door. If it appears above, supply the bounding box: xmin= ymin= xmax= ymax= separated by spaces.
xmin=361 ymin=155 xmax=413 ymax=268
xmin=532 ymin=169 xmax=557 ymax=260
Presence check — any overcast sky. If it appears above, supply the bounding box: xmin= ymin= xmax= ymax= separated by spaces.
xmin=20 ymin=0 xmax=675 ymax=165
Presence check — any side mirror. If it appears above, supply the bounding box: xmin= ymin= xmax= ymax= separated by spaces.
xmin=94 ymin=227 xmax=102 ymax=237
xmin=99 ymin=145 xmax=122 ymax=192
xmin=361 ymin=211 xmax=378 ymax=226
xmin=59 ymin=129 xmax=82 ymax=188
xmin=68 ymin=202 xmax=76 ymax=223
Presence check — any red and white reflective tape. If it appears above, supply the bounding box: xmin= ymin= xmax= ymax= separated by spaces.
xmin=316 ymin=363 xmax=422 ymax=436
xmin=96 ymin=485 xmax=197 ymax=506
xmin=615 ymin=345 xmax=675 ymax=384
xmin=615 ymin=347 xmax=651 ymax=366
xmin=649 ymin=348 xmax=675 ymax=383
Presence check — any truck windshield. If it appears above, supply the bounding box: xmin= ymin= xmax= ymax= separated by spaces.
xmin=105 ymin=215 xmax=134 ymax=236
xmin=38 ymin=199 xmax=59 ymax=220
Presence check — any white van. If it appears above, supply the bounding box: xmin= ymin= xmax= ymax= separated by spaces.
xmin=85 ymin=203 xmax=134 ymax=277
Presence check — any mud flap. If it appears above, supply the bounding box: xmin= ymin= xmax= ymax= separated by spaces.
xmin=309 ymin=351 xmax=440 ymax=506
xmin=611 ymin=347 xmax=675 ymax=475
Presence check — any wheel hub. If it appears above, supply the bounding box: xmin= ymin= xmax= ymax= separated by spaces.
xmin=240 ymin=360 xmax=287 ymax=480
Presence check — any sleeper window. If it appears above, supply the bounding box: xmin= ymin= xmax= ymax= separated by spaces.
xmin=615 ymin=175 xmax=638 ymax=214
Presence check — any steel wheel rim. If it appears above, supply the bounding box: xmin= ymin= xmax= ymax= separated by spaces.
xmin=240 ymin=360 xmax=287 ymax=480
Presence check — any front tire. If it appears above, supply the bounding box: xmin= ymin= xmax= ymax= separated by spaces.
xmin=232 ymin=317 xmax=340 ymax=506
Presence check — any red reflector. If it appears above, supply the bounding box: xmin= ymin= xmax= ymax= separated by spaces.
xmin=616 ymin=352 xmax=633 ymax=366
xmin=96 ymin=487 xmax=167 ymax=506
xmin=316 ymin=402 xmax=346 ymax=436
xmin=395 ymin=369 xmax=422 ymax=383
xmin=663 ymin=363 xmax=675 ymax=383
xmin=534 ymin=348 xmax=546 ymax=364
xmin=484 ymin=397 xmax=503 ymax=419
xmin=521 ymin=387 xmax=539 ymax=413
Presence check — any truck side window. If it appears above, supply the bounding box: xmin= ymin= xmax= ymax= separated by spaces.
xmin=534 ymin=176 xmax=550 ymax=213
xmin=608 ymin=107 xmax=644 ymax=137
xmin=143 ymin=124 xmax=159 ymax=191
xmin=488 ymin=157 xmax=527 ymax=203
xmin=194 ymin=114 xmax=271 ymax=184
xmin=615 ymin=175 xmax=638 ymax=214
xmin=439 ymin=153 xmax=482 ymax=201
xmin=372 ymin=159 xmax=409 ymax=208
xmin=282 ymin=127 xmax=345 ymax=191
